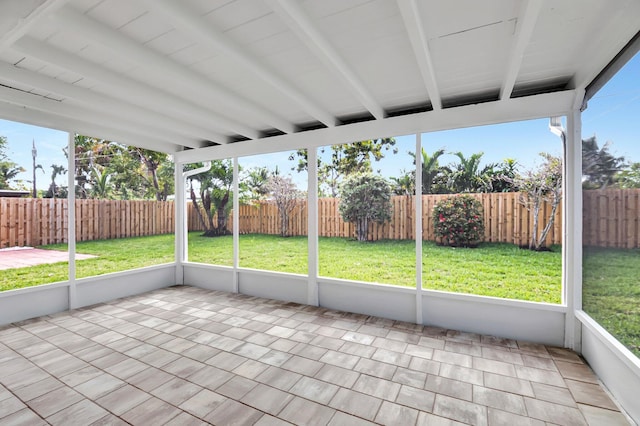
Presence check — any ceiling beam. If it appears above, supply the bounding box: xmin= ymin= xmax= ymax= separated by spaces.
xmin=176 ymin=90 xmax=576 ymax=164
xmin=0 ymin=85 xmax=196 ymax=149
xmin=0 ymin=100 xmax=181 ymax=153
xmin=12 ymin=37 xmax=242 ymax=142
xmin=499 ymin=0 xmax=542 ymax=100
xmin=0 ymin=61 xmax=221 ymax=147
xmin=0 ymin=0 xmax=69 ymax=52
xmin=52 ymin=6 xmax=294 ymax=135
xmin=266 ymin=0 xmax=386 ymax=120
xmin=140 ymin=0 xmax=338 ymax=128
xmin=396 ymin=0 xmax=441 ymax=110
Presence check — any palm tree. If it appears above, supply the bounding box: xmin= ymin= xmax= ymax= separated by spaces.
xmin=46 ymin=164 xmax=66 ymax=198
xmin=447 ymin=152 xmax=495 ymax=193
xmin=410 ymin=148 xmax=446 ymax=194
xmin=90 ymin=166 xmax=112 ymax=199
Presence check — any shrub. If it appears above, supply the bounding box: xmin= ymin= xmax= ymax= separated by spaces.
xmin=433 ymin=195 xmax=484 ymax=247
xmin=339 ymin=173 xmax=392 ymax=241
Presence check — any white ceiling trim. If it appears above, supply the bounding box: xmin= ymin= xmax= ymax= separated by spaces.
xmin=0 ymin=0 xmax=69 ymax=52
xmin=266 ymin=0 xmax=386 ymax=120
xmin=140 ymin=0 xmax=338 ymax=129
xmin=0 ymin=85 xmax=194 ymax=149
xmin=175 ymin=90 xmax=576 ymax=164
xmin=396 ymin=0 xmax=442 ymax=110
xmin=0 ymin=100 xmax=181 ymax=153
xmin=12 ymin=37 xmax=234 ymax=144
xmin=0 ymin=62 xmax=220 ymax=147
xmin=51 ymin=6 xmax=273 ymax=139
xmin=500 ymin=0 xmax=543 ymax=100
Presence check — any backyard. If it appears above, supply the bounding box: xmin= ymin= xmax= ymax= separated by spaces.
xmin=3 ymin=233 xmax=640 ymax=357
xmin=2 ymin=233 xmax=561 ymax=303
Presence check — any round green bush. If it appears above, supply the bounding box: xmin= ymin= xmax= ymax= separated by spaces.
xmin=433 ymin=195 xmax=484 ymax=247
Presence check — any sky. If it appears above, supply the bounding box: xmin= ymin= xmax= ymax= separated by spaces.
xmin=2 ymin=52 xmax=639 ymax=191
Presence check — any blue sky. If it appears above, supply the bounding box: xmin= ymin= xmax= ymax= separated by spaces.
xmin=2 ymin=53 xmax=639 ymax=191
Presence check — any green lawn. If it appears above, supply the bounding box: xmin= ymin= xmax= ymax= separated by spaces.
xmin=583 ymin=246 xmax=640 ymax=358
xmin=2 ymin=233 xmax=562 ymax=305
xmin=5 ymin=233 xmax=638 ymax=359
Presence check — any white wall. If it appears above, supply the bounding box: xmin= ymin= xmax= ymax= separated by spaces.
xmin=578 ymin=311 xmax=640 ymax=424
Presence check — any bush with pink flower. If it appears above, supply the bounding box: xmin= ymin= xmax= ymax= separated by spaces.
xmin=432 ymin=195 xmax=484 ymax=247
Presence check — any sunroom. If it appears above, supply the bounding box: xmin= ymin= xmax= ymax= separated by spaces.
xmin=0 ymin=0 xmax=639 ymax=424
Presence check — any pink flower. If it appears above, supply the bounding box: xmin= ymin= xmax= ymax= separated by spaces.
xmin=439 ymin=213 xmax=445 ymax=223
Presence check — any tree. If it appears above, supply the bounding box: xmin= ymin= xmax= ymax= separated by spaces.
xmin=446 ymin=152 xmax=496 ymax=193
xmin=45 ymin=164 xmax=66 ymax=198
xmin=244 ymin=167 xmax=271 ymax=203
xmin=390 ymin=171 xmax=415 ymax=196
xmin=338 ymin=173 xmax=393 ymax=242
xmin=582 ymin=136 xmax=625 ymax=189
xmin=508 ymin=153 xmax=562 ymax=250
xmin=411 ymin=148 xmax=446 ymax=194
xmin=268 ymin=175 xmax=302 ymax=237
xmin=89 ymin=165 xmax=113 ymax=199
xmin=187 ymin=160 xmax=235 ymax=237
xmin=289 ymin=138 xmax=397 ymax=196
xmin=0 ymin=135 xmax=25 ymax=190
xmin=615 ymin=162 xmax=640 ymax=188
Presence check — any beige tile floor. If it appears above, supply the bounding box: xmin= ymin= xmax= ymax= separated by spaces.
xmin=0 ymin=286 xmax=631 ymax=425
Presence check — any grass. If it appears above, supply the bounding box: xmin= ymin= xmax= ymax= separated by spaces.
xmin=5 ymin=233 xmax=638 ymax=358
xmin=0 ymin=235 xmax=175 ymax=292
xmin=1 ymin=233 xmax=562 ymax=304
xmin=192 ymin=234 xmax=562 ymax=303
xmin=583 ymin=246 xmax=640 ymax=358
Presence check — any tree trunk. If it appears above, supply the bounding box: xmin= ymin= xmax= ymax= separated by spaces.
xmin=280 ymin=209 xmax=289 ymax=237
xmin=530 ymin=201 xmax=540 ymax=250
xmin=190 ymin=187 xmax=207 ymax=231
xmin=356 ymin=218 xmax=369 ymax=241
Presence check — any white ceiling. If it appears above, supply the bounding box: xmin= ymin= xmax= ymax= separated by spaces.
xmin=0 ymin=0 xmax=638 ymax=161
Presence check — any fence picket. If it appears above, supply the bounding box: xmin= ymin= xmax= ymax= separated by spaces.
xmin=1 ymin=190 xmax=638 ymax=248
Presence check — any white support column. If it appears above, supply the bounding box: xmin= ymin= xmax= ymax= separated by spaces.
xmin=233 ymin=157 xmax=240 ymax=293
xmin=564 ymin=110 xmax=583 ymax=350
xmin=307 ymin=148 xmax=319 ymax=306
xmin=67 ymin=131 xmax=77 ymax=309
xmin=174 ymin=161 xmax=185 ymax=285
xmin=415 ymin=133 xmax=423 ymax=324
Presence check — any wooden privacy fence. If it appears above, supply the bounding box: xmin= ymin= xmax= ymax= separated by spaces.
xmin=219 ymin=193 xmax=563 ymax=247
xmin=583 ymin=189 xmax=640 ymax=249
xmin=2 ymin=190 xmax=639 ymax=249
xmin=0 ymin=198 xmax=174 ymax=248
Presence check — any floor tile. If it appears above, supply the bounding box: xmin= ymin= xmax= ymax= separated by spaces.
xmin=395 ymin=385 xmax=436 ymax=412
xmin=473 ymin=385 xmax=526 ymax=416
xmin=524 ymin=397 xmax=588 ymax=425
xmin=353 ymin=374 xmax=401 ymax=401
xmin=204 ymin=398 xmax=263 ymax=425
xmin=577 ymin=403 xmax=630 ymax=426
xmin=26 ymin=386 xmax=84 ymax=418
xmin=278 ymin=396 xmax=337 ymax=426
xmin=95 ymin=384 xmax=151 ymax=416
xmin=375 ymin=400 xmax=420 ymax=425
xmin=121 ymin=396 xmax=182 ymax=425
xmin=565 ymin=379 xmax=618 ymax=410
xmin=425 ymin=375 xmax=473 ymax=401
xmin=290 ymin=376 xmax=339 ymax=404
xmin=178 ymin=388 xmax=227 ymax=418
xmin=150 ymin=376 xmax=203 ymax=406
xmin=46 ymin=399 xmax=109 ymax=426
xmin=433 ymin=394 xmax=488 ymax=426
xmin=0 ymin=287 xmax=629 ymax=426
xmin=328 ymin=388 xmax=383 ymax=421
xmin=240 ymin=383 xmax=293 ymax=415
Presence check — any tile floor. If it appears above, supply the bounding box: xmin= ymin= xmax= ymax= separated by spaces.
xmin=0 ymin=286 xmax=631 ymax=425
